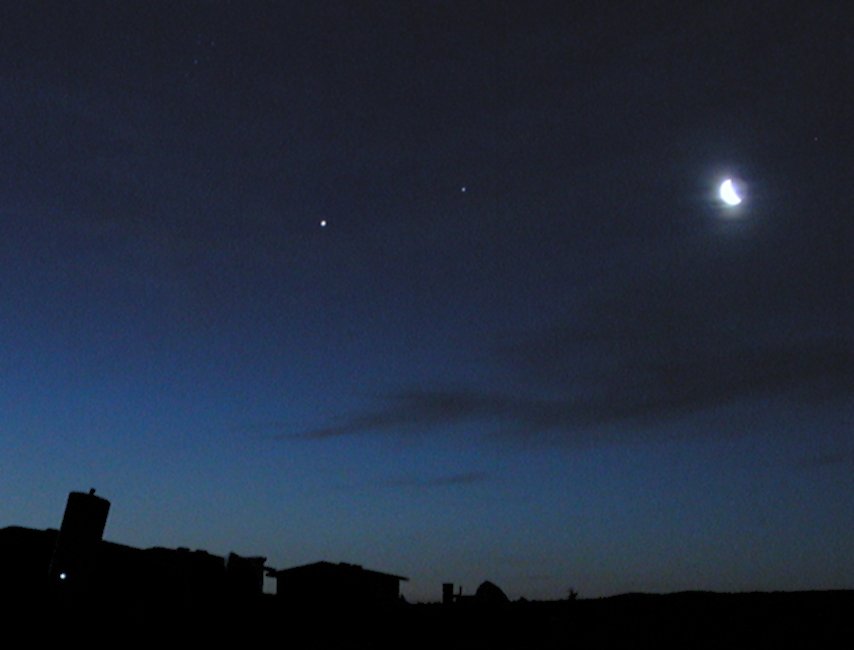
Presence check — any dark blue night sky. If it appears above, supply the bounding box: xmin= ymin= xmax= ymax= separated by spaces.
xmin=1 ymin=1 xmax=850 ymax=601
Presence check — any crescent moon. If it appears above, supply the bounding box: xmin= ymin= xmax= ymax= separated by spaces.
xmin=719 ymin=179 xmax=742 ymax=206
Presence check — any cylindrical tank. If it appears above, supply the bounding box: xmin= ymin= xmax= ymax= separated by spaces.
xmin=48 ymin=489 xmax=110 ymax=593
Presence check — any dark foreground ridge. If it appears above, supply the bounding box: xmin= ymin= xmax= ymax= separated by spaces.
xmin=2 ymin=490 xmax=851 ymax=647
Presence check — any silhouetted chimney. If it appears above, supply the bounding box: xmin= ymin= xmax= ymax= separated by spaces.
xmin=443 ymin=582 xmax=454 ymax=606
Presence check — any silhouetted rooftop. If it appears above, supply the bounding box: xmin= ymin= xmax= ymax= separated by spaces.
xmin=270 ymin=560 xmax=408 ymax=582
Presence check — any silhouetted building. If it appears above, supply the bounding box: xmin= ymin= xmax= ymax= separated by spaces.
xmin=0 ymin=490 xmax=266 ymax=621
xmin=226 ymin=552 xmax=267 ymax=599
xmin=142 ymin=546 xmax=227 ymax=609
xmin=0 ymin=526 xmax=58 ymax=607
xmin=271 ymin=561 xmax=407 ymax=609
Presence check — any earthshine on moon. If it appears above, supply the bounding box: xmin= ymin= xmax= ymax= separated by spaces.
xmin=719 ymin=179 xmax=742 ymax=206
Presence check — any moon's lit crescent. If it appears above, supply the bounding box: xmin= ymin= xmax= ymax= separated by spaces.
xmin=719 ymin=179 xmax=742 ymax=206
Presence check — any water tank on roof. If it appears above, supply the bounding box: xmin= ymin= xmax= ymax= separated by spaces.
xmin=48 ymin=489 xmax=110 ymax=593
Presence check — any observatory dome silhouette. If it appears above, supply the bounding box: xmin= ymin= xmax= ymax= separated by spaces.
xmin=474 ymin=580 xmax=509 ymax=605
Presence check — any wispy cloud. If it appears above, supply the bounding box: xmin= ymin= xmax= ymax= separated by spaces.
xmin=281 ymin=225 xmax=850 ymax=449
xmin=332 ymin=471 xmax=490 ymax=491
xmin=797 ymin=450 xmax=854 ymax=469
xmin=283 ymin=336 xmax=850 ymax=448
xmin=379 ymin=472 xmax=490 ymax=488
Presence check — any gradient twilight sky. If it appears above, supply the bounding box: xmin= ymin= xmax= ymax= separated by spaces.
xmin=1 ymin=1 xmax=851 ymax=601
